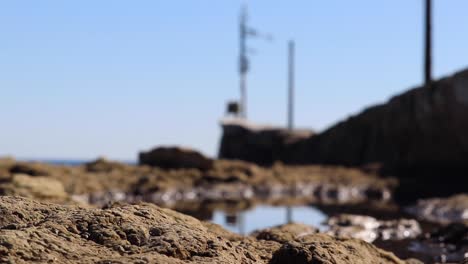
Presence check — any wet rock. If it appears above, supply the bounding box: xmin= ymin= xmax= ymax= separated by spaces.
xmin=325 ymin=214 xmax=421 ymax=243
xmin=139 ymin=146 xmax=214 ymax=171
xmin=252 ymin=223 xmax=319 ymax=243
xmin=408 ymin=222 xmax=468 ymax=263
xmin=406 ymin=194 xmax=468 ymax=223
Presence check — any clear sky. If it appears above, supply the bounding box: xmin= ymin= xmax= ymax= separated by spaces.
xmin=1 ymin=1 xmax=467 ymax=160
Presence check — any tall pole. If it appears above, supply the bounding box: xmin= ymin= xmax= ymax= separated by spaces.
xmin=239 ymin=6 xmax=248 ymax=118
xmin=424 ymin=0 xmax=432 ymax=88
xmin=286 ymin=40 xmax=295 ymax=224
xmin=288 ymin=40 xmax=295 ymax=130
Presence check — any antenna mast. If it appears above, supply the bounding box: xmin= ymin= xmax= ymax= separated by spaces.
xmin=239 ymin=5 xmax=248 ymax=118
xmin=238 ymin=4 xmax=271 ymax=119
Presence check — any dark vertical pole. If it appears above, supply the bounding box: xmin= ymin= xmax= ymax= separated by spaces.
xmin=288 ymin=40 xmax=295 ymax=130
xmin=424 ymin=0 xmax=432 ymax=87
xmin=286 ymin=40 xmax=295 ymax=224
xmin=238 ymin=211 xmax=245 ymax=235
xmin=239 ymin=6 xmax=248 ymax=118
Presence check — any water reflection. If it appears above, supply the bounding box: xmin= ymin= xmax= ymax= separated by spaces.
xmin=211 ymin=205 xmax=327 ymax=235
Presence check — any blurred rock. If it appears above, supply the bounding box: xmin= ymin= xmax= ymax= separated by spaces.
xmin=139 ymin=146 xmax=214 ymax=171
xmin=8 ymin=162 xmax=50 ymax=176
xmin=252 ymin=223 xmax=319 ymax=243
xmin=219 ymin=118 xmax=313 ymax=165
xmin=406 ymin=194 xmax=468 ymax=223
xmin=408 ymin=221 xmax=468 ymax=263
xmin=85 ymin=157 xmax=127 ymax=172
xmin=0 ymin=174 xmax=68 ymax=202
xmin=325 ymin=214 xmax=421 ymax=243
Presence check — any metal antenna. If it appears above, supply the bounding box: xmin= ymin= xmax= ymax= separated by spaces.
xmin=238 ymin=3 xmax=272 ymax=119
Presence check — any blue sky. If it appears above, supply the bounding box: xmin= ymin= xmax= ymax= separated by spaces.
xmin=1 ymin=1 xmax=467 ymax=160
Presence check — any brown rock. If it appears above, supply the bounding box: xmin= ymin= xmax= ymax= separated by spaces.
xmin=85 ymin=157 xmax=127 ymax=172
xmin=0 ymin=174 xmax=68 ymax=202
xmin=252 ymin=223 xmax=319 ymax=243
xmin=139 ymin=146 xmax=214 ymax=171
xmin=0 ymin=196 xmax=414 ymax=264
xmin=0 ymin=196 xmax=261 ymax=263
xmin=270 ymin=233 xmax=413 ymax=264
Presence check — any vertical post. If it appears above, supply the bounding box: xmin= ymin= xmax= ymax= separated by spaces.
xmin=286 ymin=40 xmax=295 ymax=224
xmin=288 ymin=40 xmax=295 ymax=130
xmin=239 ymin=6 xmax=248 ymax=118
xmin=424 ymin=0 xmax=432 ymax=88
xmin=238 ymin=211 xmax=245 ymax=235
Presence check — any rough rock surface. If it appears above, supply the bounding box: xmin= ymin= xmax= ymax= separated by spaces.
xmin=0 ymin=196 xmax=263 ymax=263
xmin=0 ymin=196 xmax=417 ymax=264
xmin=269 ymin=233 xmax=415 ymax=264
xmin=139 ymin=146 xmax=214 ymax=171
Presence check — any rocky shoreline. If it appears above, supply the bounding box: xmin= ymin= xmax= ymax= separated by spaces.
xmin=0 ymin=196 xmax=422 ymax=264
xmin=0 ymin=156 xmax=394 ymax=207
xmin=1 ymin=156 xmax=467 ymax=263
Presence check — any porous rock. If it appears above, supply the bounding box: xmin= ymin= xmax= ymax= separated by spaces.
xmin=0 ymin=196 xmax=416 ymax=264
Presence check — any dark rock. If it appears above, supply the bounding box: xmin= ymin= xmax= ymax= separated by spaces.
xmin=407 ymin=221 xmax=468 ymax=263
xmin=9 ymin=162 xmax=49 ymax=176
xmin=139 ymin=146 xmax=214 ymax=171
xmin=218 ymin=119 xmax=313 ymax=165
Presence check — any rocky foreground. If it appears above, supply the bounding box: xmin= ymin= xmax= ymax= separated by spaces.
xmin=1 ymin=154 xmax=467 ymax=263
xmin=0 ymin=196 xmax=421 ymax=264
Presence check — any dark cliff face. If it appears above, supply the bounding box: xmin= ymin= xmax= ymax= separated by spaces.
xmin=289 ymin=68 xmax=468 ymax=170
xmin=219 ymin=69 xmax=468 ymax=199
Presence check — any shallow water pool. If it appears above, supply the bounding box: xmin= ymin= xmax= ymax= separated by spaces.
xmin=210 ymin=205 xmax=327 ymax=235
